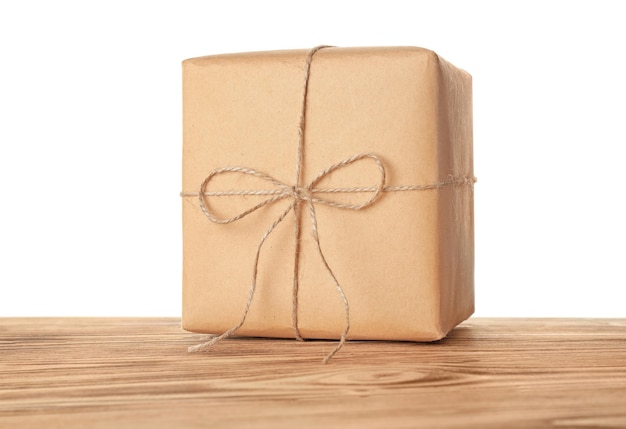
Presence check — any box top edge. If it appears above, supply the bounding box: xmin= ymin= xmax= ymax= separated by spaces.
xmin=183 ymin=46 xmax=438 ymax=65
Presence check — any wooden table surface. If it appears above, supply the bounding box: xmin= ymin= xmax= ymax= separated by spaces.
xmin=1 ymin=318 xmax=625 ymax=428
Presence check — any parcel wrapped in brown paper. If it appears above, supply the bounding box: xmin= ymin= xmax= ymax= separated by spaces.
xmin=181 ymin=46 xmax=475 ymax=354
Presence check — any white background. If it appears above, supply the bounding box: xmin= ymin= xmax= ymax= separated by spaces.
xmin=1 ymin=1 xmax=624 ymax=317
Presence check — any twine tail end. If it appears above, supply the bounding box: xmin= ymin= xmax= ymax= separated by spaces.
xmin=187 ymin=334 xmax=223 ymax=353
xmin=294 ymin=327 xmax=304 ymax=342
xmin=322 ymin=335 xmax=347 ymax=364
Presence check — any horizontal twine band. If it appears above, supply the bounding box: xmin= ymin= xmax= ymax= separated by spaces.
xmin=180 ymin=176 xmax=476 ymax=198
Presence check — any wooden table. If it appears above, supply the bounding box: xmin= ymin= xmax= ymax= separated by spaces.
xmin=1 ymin=318 xmax=625 ymax=428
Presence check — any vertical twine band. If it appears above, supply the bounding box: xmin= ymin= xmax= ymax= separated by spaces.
xmin=292 ymin=45 xmax=332 ymax=342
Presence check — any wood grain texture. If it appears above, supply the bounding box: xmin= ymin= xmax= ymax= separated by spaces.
xmin=1 ymin=318 xmax=625 ymax=428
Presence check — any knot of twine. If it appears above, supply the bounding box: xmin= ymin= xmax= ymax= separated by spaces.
xmin=183 ymin=46 xmax=476 ymax=363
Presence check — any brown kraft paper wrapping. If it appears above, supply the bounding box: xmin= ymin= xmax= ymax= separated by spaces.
xmin=181 ymin=46 xmax=474 ymax=342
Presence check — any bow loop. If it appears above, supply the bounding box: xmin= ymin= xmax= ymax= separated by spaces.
xmin=198 ymin=166 xmax=292 ymax=224
xmin=307 ymin=153 xmax=387 ymax=210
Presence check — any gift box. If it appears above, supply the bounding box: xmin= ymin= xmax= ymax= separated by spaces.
xmin=181 ymin=46 xmax=474 ymax=351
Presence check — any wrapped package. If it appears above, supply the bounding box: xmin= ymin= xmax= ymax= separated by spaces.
xmin=181 ymin=46 xmax=475 ymax=356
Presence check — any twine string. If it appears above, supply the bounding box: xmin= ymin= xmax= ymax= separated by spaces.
xmin=183 ymin=46 xmax=476 ymax=362
xmin=187 ymin=201 xmax=295 ymax=353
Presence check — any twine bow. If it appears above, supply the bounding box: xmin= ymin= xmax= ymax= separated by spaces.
xmin=188 ymin=152 xmax=386 ymax=363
